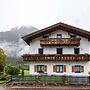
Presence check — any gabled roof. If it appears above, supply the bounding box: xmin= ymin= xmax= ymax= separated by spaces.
xmin=22 ymin=22 xmax=90 ymax=45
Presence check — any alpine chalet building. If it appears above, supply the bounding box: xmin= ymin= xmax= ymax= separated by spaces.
xmin=22 ymin=22 xmax=90 ymax=76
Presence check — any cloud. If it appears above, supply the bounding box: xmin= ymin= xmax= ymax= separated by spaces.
xmin=0 ymin=26 xmax=38 ymax=57
xmin=0 ymin=0 xmax=90 ymax=31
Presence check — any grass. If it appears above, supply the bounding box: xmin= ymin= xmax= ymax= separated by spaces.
xmin=0 ymin=80 xmax=6 ymax=84
xmin=19 ymin=70 xmax=29 ymax=76
xmin=0 ymin=75 xmax=7 ymax=84
xmin=24 ymin=70 xmax=29 ymax=75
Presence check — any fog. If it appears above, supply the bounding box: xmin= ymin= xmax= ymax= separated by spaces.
xmin=0 ymin=26 xmax=38 ymax=57
xmin=0 ymin=39 xmax=30 ymax=57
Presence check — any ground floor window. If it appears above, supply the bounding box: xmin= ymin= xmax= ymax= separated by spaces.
xmin=74 ymin=65 xmax=81 ymax=73
xmin=37 ymin=65 xmax=44 ymax=73
xmin=53 ymin=65 xmax=66 ymax=73
xmin=72 ymin=65 xmax=84 ymax=73
xmin=56 ymin=65 xmax=63 ymax=73
xmin=34 ymin=65 xmax=47 ymax=73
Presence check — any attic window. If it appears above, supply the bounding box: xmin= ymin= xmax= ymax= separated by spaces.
xmin=69 ymin=33 xmax=76 ymax=38
xmin=57 ymin=34 xmax=62 ymax=38
xmin=43 ymin=34 xmax=49 ymax=38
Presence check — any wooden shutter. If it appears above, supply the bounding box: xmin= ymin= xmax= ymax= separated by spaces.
xmin=44 ymin=65 xmax=47 ymax=72
xmin=53 ymin=65 xmax=56 ymax=72
xmin=64 ymin=65 xmax=66 ymax=72
xmin=34 ymin=65 xmax=36 ymax=72
xmin=72 ymin=66 xmax=74 ymax=72
xmin=81 ymin=66 xmax=84 ymax=72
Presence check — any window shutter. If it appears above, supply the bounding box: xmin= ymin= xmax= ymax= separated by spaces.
xmin=53 ymin=65 xmax=56 ymax=72
xmin=64 ymin=65 xmax=66 ymax=72
xmin=81 ymin=66 xmax=84 ymax=72
xmin=72 ymin=66 xmax=74 ymax=72
xmin=34 ymin=65 xmax=36 ymax=72
xmin=44 ymin=65 xmax=47 ymax=72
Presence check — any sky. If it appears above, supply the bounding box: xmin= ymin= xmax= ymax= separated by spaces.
xmin=0 ymin=0 xmax=90 ymax=31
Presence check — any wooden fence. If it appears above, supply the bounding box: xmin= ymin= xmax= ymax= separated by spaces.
xmin=7 ymin=75 xmax=89 ymax=85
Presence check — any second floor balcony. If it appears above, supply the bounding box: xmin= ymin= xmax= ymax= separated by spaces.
xmin=40 ymin=38 xmax=81 ymax=46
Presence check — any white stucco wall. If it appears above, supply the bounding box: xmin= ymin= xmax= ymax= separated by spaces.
xmin=28 ymin=29 xmax=90 ymax=76
xmin=29 ymin=29 xmax=90 ymax=54
xmin=29 ymin=61 xmax=89 ymax=76
xmin=89 ymin=41 xmax=90 ymax=54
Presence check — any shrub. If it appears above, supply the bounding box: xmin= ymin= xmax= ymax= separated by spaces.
xmin=4 ymin=66 xmax=19 ymax=75
xmin=88 ymin=71 xmax=90 ymax=75
xmin=0 ymin=75 xmax=6 ymax=80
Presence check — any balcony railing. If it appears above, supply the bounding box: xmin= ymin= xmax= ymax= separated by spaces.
xmin=40 ymin=38 xmax=81 ymax=46
xmin=22 ymin=54 xmax=90 ymax=61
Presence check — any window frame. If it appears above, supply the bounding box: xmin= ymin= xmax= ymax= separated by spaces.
xmin=70 ymin=33 xmax=76 ymax=38
xmin=37 ymin=65 xmax=44 ymax=73
xmin=74 ymin=48 xmax=80 ymax=54
xmin=38 ymin=48 xmax=43 ymax=54
xmin=57 ymin=34 xmax=62 ymax=38
xmin=56 ymin=65 xmax=63 ymax=73
xmin=57 ymin=48 xmax=63 ymax=54
xmin=74 ymin=65 xmax=81 ymax=73
xmin=43 ymin=34 xmax=49 ymax=38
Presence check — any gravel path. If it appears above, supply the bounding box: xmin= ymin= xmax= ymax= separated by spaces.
xmin=8 ymin=85 xmax=90 ymax=90
xmin=1 ymin=84 xmax=90 ymax=90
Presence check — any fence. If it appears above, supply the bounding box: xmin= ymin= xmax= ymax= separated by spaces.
xmin=8 ymin=75 xmax=89 ymax=85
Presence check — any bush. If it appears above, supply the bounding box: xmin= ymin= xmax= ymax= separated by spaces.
xmin=4 ymin=66 xmax=19 ymax=75
xmin=0 ymin=75 xmax=6 ymax=80
xmin=88 ymin=71 xmax=90 ymax=75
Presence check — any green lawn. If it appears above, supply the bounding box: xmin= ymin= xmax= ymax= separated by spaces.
xmin=19 ymin=70 xmax=29 ymax=76
xmin=24 ymin=70 xmax=29 ymax=75
xmin=0 ymin=80 xmax=6 ymax=84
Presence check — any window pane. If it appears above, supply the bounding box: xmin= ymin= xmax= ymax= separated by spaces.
xmin=56 ymin=65 xmax=63 ymax=73
xmin=75 ymin=65 xmax=81 ymax=73
xmin=57 ymin=48 xmax=63 ymax=54
xmin=57 ymin=66 xmax=60 ymax=72
xmin=74 ymin=48 xmax=80 ymax=54
xmin=38 ymin=48 xmax=43 ymax=54
xmin=57 ymin=34 xmax=62 ymax=38
xmin=37 ymin=65 xmax=44 ymax=73
xmin=41 ymin=66 xmax=44 ymax=71
xmin=60 ymin=66 xmax=63 ymax=72
xmin=70 ymin=33 xmax=76 ymax=38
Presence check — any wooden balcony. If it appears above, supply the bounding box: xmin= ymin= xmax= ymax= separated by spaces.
xmin=22 ymin=54 xmax=90 ymax=61
xmin=40 ymin=38 xmax=81 ymax=46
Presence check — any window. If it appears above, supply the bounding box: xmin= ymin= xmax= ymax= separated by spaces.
xmin=70 ymin=33 xmax=76 ymax=38
xmin=37 ymin=65 xmax=44 ymax=73
xmin=38 ymin=48 xmax=43 ymax=54
xmin=72 ymin=65 xmax=84 ymax=73
xmin=57 ymin=34 xmax=62 ymax=38
xmin=74 ymin=65 xmax=81 ymax=73
xmin=74 ymin=48 xmax=80 ymax=54
xmin=56 ymin=65 xmax=63 ymax=73
xmin=57 ymin=48 xmax=63 ymax=54
xmin=43 ymin=34 xmax=49 ymax=38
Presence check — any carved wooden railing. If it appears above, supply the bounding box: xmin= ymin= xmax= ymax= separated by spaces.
xmin=40 ymin=38 xmax=81 ymax=46
xmin=22 ymin=54 xmax=90 ymax=61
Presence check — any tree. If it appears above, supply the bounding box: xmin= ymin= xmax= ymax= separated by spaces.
xmin=0 ymin=48 xmax=7 ymax=73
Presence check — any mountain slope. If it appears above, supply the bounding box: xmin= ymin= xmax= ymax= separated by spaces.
xmin=0 ymin=26 xmax=38 ymax=57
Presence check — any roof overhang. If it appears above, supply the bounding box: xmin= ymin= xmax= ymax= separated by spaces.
xmin=21 ymin=22 xmax=90 ymax=45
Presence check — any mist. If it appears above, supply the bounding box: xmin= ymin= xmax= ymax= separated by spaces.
xmin=0 ymin=26 xmax=38 ymax=57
